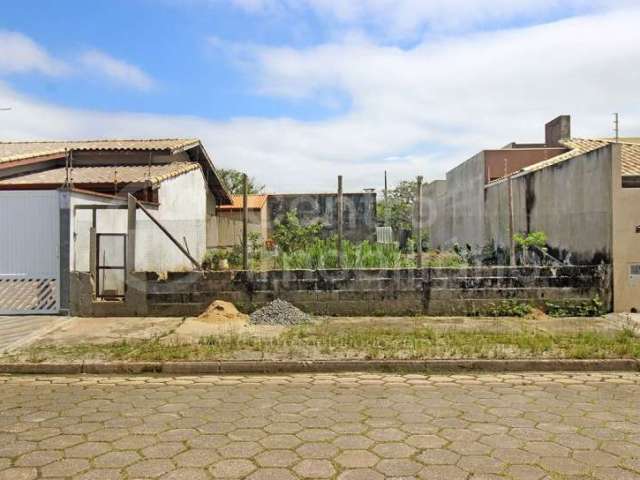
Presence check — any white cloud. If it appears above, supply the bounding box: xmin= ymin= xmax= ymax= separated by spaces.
xmin=0 ymin=30 xmax=68 ymax=76
xmin=228 ymin=0 xmax=637 ymax=37
xmin=2 ymin=6 xmax=640 ymax=193
xmin=80 ymin=50 xmax=155 ymax=91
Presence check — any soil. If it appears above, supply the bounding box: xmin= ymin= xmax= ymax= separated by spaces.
xmin=198 ymin=300 xmax=249 ymax=326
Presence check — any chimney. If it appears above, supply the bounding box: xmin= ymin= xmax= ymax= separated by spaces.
xmin=545 ymin=115 xmax=571 ymax=147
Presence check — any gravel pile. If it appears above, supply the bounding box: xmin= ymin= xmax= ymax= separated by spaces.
xmin=249 ymin=299 xmax=310 ymax=326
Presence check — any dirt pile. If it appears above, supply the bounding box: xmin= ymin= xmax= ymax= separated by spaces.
xmin=249 ymin=299 xmax=310 ymax=326
xmin=198 ymin=300 xmax=248 ymax=325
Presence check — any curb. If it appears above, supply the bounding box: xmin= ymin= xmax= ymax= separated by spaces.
xmin=0 ymin=359 xmax=638 ymax=375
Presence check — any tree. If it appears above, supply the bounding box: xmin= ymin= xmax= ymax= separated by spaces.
xmin=217 ymin=168 xmax=265 ymax=194
xmin=272 ymin=211 xmax=323 ymax=254
xmin=378 ymin=180 xmax=417 ymax=232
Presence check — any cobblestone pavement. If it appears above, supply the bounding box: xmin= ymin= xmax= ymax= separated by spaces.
xmin=1 ymin=373 xmax=640 ymax=479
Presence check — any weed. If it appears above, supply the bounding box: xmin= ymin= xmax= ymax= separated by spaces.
xmin=484 ymin=300 xmax=533 ymax=317
xmin=545 ymin=296 xmax=606 ymax=317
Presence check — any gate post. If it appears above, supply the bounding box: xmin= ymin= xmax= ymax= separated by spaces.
xmin=127 ymin=194 xmax=136 ymax=274
xmin=89 ymin=227 xmax=97 ymax=296
xmin=58 ymin=189 xmax=71 ymax=315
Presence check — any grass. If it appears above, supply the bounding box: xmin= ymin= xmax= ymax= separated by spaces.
xmin=9 ymin=321 xmax=640 ymax=363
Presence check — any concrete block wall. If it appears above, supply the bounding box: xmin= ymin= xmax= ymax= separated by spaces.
xmin=71 ymin=265 xmax=611 ymax=317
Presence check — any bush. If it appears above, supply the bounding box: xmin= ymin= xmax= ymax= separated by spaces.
xmin=202 ymin=248 xmax=229 ymax=270
xmin=279 ymin=238 xmax=415 ymax=269
xmin=273 ymin=212 xmax=323 ymax=254
xmin=485 ymin=300 xmax=532 ymax=317
xmin=422 ymin=251 xmax=466 ymax=267
xmin=545 ymin=296 xmax=606 ymax=317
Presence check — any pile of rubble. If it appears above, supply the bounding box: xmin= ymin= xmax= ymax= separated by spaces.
xmin=249 ymin=299 xmax=310 ymax=326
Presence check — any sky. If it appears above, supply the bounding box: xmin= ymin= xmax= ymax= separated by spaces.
xmin=1 ymin=0 xmax=639 ymax=192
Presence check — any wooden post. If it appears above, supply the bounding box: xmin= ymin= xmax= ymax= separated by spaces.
xmin=508 ymin=176 xmax=516 ymax=266
xmin=127 ymin=194 xmax=136 ymax=273
xmin=337 ymin=175 xmax=343 ymax=268
xmin=416 ymin=175 xmax=423 ymax=269
xmin=242 ymin=173 xmax=249 ymax=270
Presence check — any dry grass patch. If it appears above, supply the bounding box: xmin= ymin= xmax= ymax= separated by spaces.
xmin=6 ymin=319 xmax=640 ymax=363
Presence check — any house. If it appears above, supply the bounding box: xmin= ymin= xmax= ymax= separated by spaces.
xmin=216 ymin=194 xmax=268 ymax=247
xmin=424 ymin=116 xmax=640 ymax=312
xmin=423 ymin=116 xmax=570 ymax=250
xmin=0 ymin=139 xmax=231 ymax=314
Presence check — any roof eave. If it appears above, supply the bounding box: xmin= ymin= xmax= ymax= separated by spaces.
xmin=186 ymin=143 xmax=233 ymax=205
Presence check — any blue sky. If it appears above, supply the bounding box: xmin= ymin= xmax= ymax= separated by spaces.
xmin=0 ymin=0 xmax=336 ymax=120
xmin=1 ymin=1 xmax=639 ymax=191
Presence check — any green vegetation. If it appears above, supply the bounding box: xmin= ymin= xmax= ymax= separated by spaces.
xmin=513 ymin=231 xmax=548 ymax=250
xmin=546 ymin=296 xmax=606 ymax=317
xmin=278 ymin=238 xmax=414 ymax=269
xmin=217 ymin=168 xmax=265 ymax=194
xmin=484 ymin=300 xmax=533 ymax=317
xmin=15 ymin=321 xmax=640 ymax=362
xmin=377 ymin=180 xmax=417 ymax=233
xmin=272 ymin=211 xmax=323 ymax=254
xmin=514 ymin=231 xmax=548 ymax=265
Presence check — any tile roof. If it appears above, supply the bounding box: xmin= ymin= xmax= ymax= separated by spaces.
xmin=217 ymin=194 xmax=268 ymax=210
xmin=513 ymin=138 xmax=640 ymax=177
xmin=0 ymin=162 xmax=199 ymax=187
xmin=0 ymin=139 xmax=200 ymax=164
xmin=622 ymin=142 xmax=640 ymax=176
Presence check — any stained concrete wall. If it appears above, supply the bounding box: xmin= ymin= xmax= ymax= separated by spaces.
xmin=267 ymin=193 xmax=376 ymax=242
xmin=425 ymin=147 xmax=569 ymax=251
xmin=611 ymin=143 xmax=640 ymax=312
xmin=445 ymin=152 xmax=486 ymax=250
xmin=70 ymin=265 xmax=611 ymax=317
xmin=422 ymin=180 xmax=449 ymax=248
xmin=485 ymin=145 xmax=614 ymax=264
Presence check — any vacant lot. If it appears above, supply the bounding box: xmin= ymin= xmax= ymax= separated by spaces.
xmin=5 ymin=314 xmax=639 ymax=363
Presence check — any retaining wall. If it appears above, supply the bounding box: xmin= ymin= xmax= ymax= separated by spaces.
xmin=71 ymin=265 xmax=611 ymax=317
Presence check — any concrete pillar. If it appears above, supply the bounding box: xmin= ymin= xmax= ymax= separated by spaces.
xmin=127 ymin=194 xmax=136 ymax=274
xmin=58 ymin=190 xmax=71 ymax=315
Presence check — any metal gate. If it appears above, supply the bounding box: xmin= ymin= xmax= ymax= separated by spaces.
xmin=0 ymin=191 xmax=60 ymax=314
xmin=96 ymin=233 xmax=127 ymax=299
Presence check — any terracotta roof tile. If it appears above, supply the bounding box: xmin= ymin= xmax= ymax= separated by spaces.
xmin=217 ymin=194 xmax=268 ymax=210
xmin=514 ymin=138 xmax=640 ymax=177
xmin=0 ymin=139 xmax=200 ymax=164
xmin=621 ymin=142 xmax=640 ymax=176
xmin=0 ymin=162 xmax=199 ymax=187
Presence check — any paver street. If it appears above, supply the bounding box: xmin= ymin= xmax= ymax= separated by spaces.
xmin=0 ymin=373 xmax=639 ymax=479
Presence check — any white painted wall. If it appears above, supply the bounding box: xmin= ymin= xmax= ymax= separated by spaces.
xmin=71 ymin=168 xmax=208 ymax=273
xmin=136 ymin=169 xmax=207 ymax=272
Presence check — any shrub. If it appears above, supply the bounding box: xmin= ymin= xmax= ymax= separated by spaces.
xmin=545 ymin=296 xmax=606 ymax=317
xmin=202 ymin=248 xmax=228 ymax=270
xmin=278 ymin=238 xmax=415 ymax=269
xmin=273 ymin=211 xmax=323 ymax=254
xmin=485 ymin=300 xmax=533 ymax=317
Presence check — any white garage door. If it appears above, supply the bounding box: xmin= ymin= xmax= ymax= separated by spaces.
xmin=0 ymin=191 xmax=60 ymax=314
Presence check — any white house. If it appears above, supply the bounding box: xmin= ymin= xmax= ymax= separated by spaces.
xmin=0 ymin=139 xmax=231 ymax=314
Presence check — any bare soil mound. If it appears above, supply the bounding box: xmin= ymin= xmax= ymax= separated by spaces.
xmin=199 ymin=300 xmax=248 ymax=325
